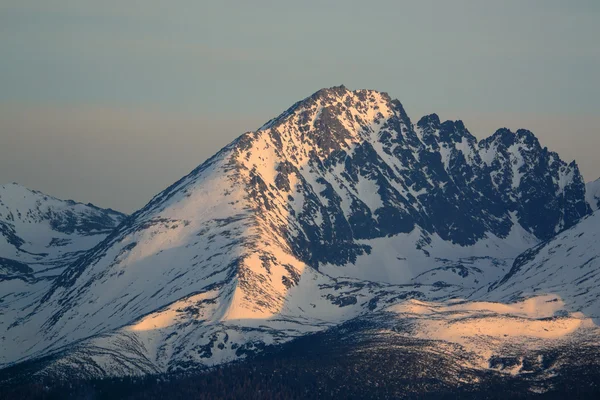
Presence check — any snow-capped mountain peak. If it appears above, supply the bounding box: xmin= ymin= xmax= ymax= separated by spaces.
xmin=0 ymin=87 xmax=595 ymax=382
xmin=0 ymin=183 xmax=125 ymax=261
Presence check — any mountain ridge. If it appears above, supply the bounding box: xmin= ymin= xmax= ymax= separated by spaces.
xmin=0 ymin=182 xmax=126 ymax=271
xmin=0 ymin=86 xmax=597 ymax=386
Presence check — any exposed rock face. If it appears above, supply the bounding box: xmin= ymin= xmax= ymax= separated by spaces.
xmin=252 ymin=86 xmax=589 ymax=267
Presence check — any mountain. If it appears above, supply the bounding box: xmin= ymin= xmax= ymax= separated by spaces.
xmin=0 ymin=183 xmax=126 ymax=343
xmin=0 ymin=87 xmax=596 ymax=393
xmin=0 ymin=183 xmax=125 ymax=270
xmin=87 ymin=215 xmax=600 ymax=399
xmin=587 ymin=178 xmax=600 ymax=211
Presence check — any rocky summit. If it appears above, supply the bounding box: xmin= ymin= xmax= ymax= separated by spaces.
xmin=2 ymin=87 xmax=599 ymax=398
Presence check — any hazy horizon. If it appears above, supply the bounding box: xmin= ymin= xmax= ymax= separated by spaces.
xmin=1 ymin=1 xmax=599 ymax=213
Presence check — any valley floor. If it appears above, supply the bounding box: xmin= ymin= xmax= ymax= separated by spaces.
xmin=4 ymin=311 xmax=600 ymax=400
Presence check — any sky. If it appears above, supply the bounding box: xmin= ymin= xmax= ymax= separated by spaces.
xmin=1 ymin=0 xmax=599 ymax=213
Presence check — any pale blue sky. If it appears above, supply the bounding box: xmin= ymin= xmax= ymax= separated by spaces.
xmin=1 ymin=1 xmax=599 ymax=212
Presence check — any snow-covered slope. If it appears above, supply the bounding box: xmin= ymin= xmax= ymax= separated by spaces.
xmin=386 ymin=295 xmax=599 ymax=374
xmin=587 ymin=178 xmax=600 ymax=211
xmin=0 ymin=86 xmax=593 ymax=380
xmin=0 ymin=184 xmax=126 ymax=335
xmin=487 ymin=210 xmax=600 ymax=322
